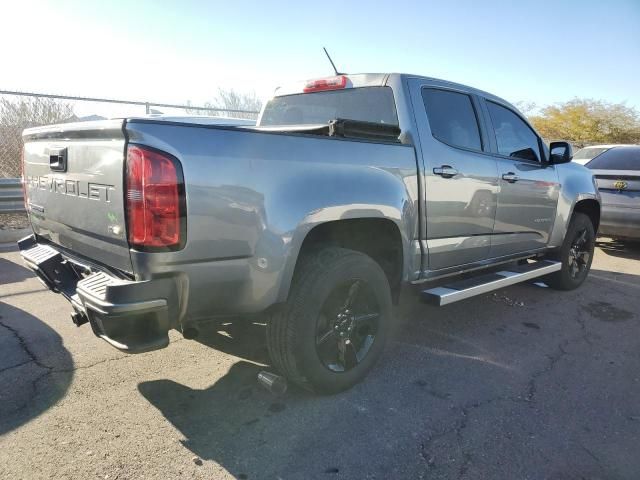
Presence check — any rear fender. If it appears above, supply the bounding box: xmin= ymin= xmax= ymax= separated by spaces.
xmin=270 ymin=168 xmax=418 ymax=303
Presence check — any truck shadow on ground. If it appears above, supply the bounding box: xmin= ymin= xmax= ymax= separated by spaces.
xmin=190 ymin=318 xmax=270 ymax=365
xmin=0 ymin=302 xmax=74 ymax=436
xmin=138 ymin=270 xmax=639 ymax=479
xmin=0 ymin=257 xmax=35 ymax=285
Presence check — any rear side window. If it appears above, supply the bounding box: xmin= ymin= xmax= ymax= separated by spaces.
xmin=421 ymin=88 xmax=482 ymax=151
xmin=586 ymin=147 xmax=640 ymax=170
xmin=487 ymin=101 xmax=541 ymax=162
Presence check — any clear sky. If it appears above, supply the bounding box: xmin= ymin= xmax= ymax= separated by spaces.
xmin=2 ymin=0 xmax=639 ymax=116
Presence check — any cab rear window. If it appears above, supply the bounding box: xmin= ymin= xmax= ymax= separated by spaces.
xmin=259 ymin=87 xmax=398 ymax=126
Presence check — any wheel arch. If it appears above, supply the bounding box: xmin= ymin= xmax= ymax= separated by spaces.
xmin=548 ymin=163 xmax=600 ymax=249
xmin=278 ymin=217 xmax=407 ymax=305
xmin=572 ymin=198 xmax=601 ymax=233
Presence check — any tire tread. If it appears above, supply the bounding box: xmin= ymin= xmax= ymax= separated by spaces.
xmin=266 ymin=247 xmax=386 ymax=392
xmin=544 ymin=212 xmax=595 ymax=290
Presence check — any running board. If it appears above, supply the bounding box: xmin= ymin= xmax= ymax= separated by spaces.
xmin=421 ymin=260 xmax=561 ymax=306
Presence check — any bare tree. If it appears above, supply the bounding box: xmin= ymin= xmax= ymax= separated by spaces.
xmin=184 ymin=100 xmax=217 ymax=116
xmin=0 ymin=96 xmax=74 ymax=177
xmin=215 ymin=88 xmax=262 ymax=119
xmin=514 ymin=101 xmax=538 ymax=117
xmin=185 ymin=88 xmax=262 ymax=120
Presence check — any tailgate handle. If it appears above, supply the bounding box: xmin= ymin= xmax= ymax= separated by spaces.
xmin=49 ymin=148 xmax=68 ymax=172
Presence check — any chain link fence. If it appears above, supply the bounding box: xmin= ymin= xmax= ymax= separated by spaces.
xmin=0 ymin=90 xmax=260 ymax=179
xmin=0 ymin=131 xmax=21 ymax=178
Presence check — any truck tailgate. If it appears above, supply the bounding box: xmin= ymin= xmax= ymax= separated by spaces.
xmin=22 ymin=119 xmax=133 ymax=274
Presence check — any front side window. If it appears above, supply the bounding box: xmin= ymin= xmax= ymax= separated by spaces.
xmin=421 ymin=88 xmax=482 ymax=151
xmin=487 ymin=101 xmax=541 ymax=162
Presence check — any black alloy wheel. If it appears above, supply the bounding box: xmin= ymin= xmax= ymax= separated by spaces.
xmin=315 ymin=279 xmax=380 ymax=372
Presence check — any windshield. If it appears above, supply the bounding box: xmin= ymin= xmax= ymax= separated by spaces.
xmin=259 ymin=87 xmax=398 ymax=126
xmin=585 ymin=146 xmax=640 ymax=170
xmin=573 ymin=147 xmax=610 ymax=161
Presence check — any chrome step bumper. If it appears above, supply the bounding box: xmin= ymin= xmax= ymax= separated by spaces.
xmin=421 ymin=260 xmax=561 ymax=306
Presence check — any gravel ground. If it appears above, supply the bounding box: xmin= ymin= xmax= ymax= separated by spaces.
xmin=0 ymin=239 xmax=639 ymax=479
xmin=0 ymin=213 xmax=29 ymax=230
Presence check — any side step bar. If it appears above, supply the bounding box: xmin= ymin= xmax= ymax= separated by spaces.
xmin=421 ymin=260 xmax=561 ymax=306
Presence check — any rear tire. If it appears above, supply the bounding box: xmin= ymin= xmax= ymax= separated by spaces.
xmin=266 ymin=247 xmax=392 ymax=394
xmin=544 ymin=212 xmax=595 ymax=290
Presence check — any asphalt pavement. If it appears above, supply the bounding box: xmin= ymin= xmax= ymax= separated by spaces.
xmin=1 ymin=239 xmax=639 ymax=479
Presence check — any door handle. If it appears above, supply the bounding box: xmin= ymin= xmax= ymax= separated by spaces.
xmin=502 ymin=172 xmax=519 ymax=183
xmin=433 ymin=165 xmax=459 ymax=178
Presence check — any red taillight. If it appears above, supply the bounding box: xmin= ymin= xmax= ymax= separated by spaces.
xmin=125 ymin=145 xmax=185 ymax=250
xmin=303 ymin=75 xmax=348 ymax=93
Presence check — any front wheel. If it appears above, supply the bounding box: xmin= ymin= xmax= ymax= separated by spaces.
xmin=266 ymin=247 xmax=392 ymax=394
xmin=544 ymin=212 xmax=596 ymax=290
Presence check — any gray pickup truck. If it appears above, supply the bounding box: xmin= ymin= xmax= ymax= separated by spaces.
xmin=19 ymin=73 xmax=600 ymax=393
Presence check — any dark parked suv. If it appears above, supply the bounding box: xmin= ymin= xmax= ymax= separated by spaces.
xmin=586 ymin=145 xmax=640 ymax=240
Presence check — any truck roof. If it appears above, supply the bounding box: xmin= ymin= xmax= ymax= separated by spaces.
xmin=393 ymin=73 xmax=517 ymax=109
xmin=273 ymin=72 xmax=519 ymax=112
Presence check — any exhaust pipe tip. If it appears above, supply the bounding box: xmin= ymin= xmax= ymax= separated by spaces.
xmin=257 ymin=370 xmax=288 ymax=396
xmin=71 ymin=311 xmax=88 ymax=327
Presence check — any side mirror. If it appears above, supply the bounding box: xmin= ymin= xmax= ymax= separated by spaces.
xmin=549 ymin=141 xmax=573 ymax=164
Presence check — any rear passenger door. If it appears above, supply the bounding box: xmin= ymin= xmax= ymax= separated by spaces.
xmin=481 ymin=99 xmax=560 ymax=257
xmin=408 ymin=80 xmax=499 ymax=271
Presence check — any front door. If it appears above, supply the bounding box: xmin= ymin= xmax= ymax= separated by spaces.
xmin=482 ymin=99 xmax=560 ymax=257
xmin=409 ymin=80 xmax=499 ymax=271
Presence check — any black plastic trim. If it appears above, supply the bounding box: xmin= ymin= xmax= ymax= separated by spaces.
xmin=126 ymin=119 xmax=413 ymax=147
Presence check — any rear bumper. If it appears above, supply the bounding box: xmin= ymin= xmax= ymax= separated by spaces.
xmin=599 ymin=205 xmax=640 ymax=240
xmin=18 ymin=235 xmax=178 ymax=353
